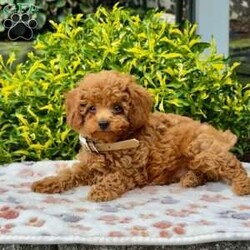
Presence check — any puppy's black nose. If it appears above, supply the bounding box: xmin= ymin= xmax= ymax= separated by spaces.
xmin=98 ymin=120 xmax=110 ymax=130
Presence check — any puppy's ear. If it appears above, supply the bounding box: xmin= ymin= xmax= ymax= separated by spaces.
xmin=127 ymin=80 xmax=153 ymax=130
xmin=64 ymin=88 xmax=83 ymax=131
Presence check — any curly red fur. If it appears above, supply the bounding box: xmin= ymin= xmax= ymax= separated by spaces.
xmin=32 ymin=70 xmax=250 ymax=201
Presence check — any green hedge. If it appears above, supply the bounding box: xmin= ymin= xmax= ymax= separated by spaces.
xmin=0 ymin=6 xmax=249 ymax=164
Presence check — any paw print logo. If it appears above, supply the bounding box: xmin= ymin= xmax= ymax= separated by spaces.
xmin=3 ymin=13 xmax=37 ymax=41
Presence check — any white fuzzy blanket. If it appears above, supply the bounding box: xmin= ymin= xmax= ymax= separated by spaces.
xmin=0 ymin=161 xmax=250 ymax=245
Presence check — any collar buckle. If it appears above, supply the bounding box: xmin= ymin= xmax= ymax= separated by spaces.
xmin=79 ymin=136 xmax=99 ymax=153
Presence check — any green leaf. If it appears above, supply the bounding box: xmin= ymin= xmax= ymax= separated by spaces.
xmin=33 ymin=12 xmax=46 ymax=29
xmin=55 ymin=0 xmax=66 ymax=8
xmin=192 ymin=42 xmax=210 ymax=52
xmin=0 ymin=23 xmax=5 ymax=32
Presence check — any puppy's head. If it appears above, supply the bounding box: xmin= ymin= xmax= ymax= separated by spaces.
xmin=65 ymin=71 xmax=152 ymax=142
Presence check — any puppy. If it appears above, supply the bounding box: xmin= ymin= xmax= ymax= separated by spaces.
xmin=32 ymin=70 xmax=250 ymax=201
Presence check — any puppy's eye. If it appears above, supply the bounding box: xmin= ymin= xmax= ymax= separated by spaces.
xmin=80 ymin=99 xmax=87 ymax=109
xmin=113 ymin=105 xmax=123 ymax=114
xmin=88 ymin=106 xmax=96 ymax=113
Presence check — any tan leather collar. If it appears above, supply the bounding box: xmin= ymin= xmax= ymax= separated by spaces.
xmin=79 ymin=135 xmax=139 ymax=153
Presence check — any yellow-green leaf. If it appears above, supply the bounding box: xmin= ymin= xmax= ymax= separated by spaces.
xmin=161 ymin=53 xmax=182 ymax=59
xmin=159 ymin=98 xmax=165 ymax=111
xmin=6 ymin=52 xmax=16 ymax=66
xmin=61 ymin=129 xmax=70 ymax=141
xmin=16 ymin=114 xmax=29 ymax=126
xmin=39 ymin=104 xmax=54 ymax=111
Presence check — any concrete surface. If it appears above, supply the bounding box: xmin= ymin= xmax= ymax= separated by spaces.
xmin=1 ymin=242 xmax=250 ymax=250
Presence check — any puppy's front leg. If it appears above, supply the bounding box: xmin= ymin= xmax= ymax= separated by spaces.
xmin=31 ymin=162 xmax=96 ymax=194
xmin=87 ymin=171 xmax=135 ymax=202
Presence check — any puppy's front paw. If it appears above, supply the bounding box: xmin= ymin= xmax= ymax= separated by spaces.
xmin=233 ymin=177 xmax=250 ymax=196
xmin=180 ymin=170 xmax=205 ymax=188
xmin=87 ymin=186 xmax=120 ymax=202
xmin=31 ymin=177 xmax=63 ymax=194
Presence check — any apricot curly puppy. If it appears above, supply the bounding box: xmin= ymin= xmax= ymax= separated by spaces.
xmin=32 ymin=70 xmax=250 ymax=201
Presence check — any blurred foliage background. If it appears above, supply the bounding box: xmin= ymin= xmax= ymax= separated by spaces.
xmin=0 ymin=1 xmax=249 ymax=163
xmin=0 ymin=6 xmax=249 ymax=164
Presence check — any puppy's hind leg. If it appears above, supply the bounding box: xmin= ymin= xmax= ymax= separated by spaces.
xmin=189 ymin=150 xmax=250 ymax=195
xmin=219 ymin=153 xmax=250 ymax=196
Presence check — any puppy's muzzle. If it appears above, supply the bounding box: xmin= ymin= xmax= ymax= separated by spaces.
xmin=98 ymin=119 xmax=110 ymax=130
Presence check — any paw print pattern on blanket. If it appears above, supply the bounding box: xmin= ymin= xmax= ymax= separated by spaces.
xmin=0 ymin=206 xmax=19 ymax=220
